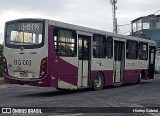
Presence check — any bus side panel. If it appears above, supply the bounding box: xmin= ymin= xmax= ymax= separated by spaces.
xmin=103 ymin=70 xmax=113 ymax=86
xmin=90 ymin=58 xmax=114 ymax=87
xmin=90 ymin=70 xmax=113 ymax=87
xmin=123 ymin=69 xmax=148 ymax=84
xmin=48 ymin=25 xmax=58 ymax=87
xmin=57 ymin=57 xmax=78 ymax=87
xmin=123 ymin=70 xmax=140 ymax=83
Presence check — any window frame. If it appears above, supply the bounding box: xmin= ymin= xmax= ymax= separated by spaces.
xmin=126 ymin=40 xmax=138 ymax=60
xmin=138 ymin=42 xmax=148 ymax=60
xmin=93 ymin=34 xmax=106 ymax=58
xmin=53 ymin=28 xmax=77 ymax=57
xmin=106 ymin=36 xmax=113 ymax=58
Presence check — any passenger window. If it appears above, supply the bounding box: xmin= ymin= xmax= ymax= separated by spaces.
xmin=54 ymin=29 xmax=77 ymax=57
xmin=126 ymin=40 xmax=138 ymax=59
xmin=139 ymin=42 xmax=148 ymax=60
xmin=93 ymin=35 xmax=106 ymax=58
xmin=59 ymin=30 xmax=76 ymax=57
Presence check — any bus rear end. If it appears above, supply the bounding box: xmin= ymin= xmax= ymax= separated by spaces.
xmin=3 ymin=19 xmax=52 ymax=87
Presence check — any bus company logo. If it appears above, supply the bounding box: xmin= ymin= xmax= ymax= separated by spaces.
xmin=96 ymin=60 xmax=103 ymax=67
xmin=2 ymin=108 xmax=11 ymax=114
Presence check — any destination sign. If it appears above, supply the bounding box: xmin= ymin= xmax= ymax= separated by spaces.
xmin=15 ymin=23 xmax=42 ymax=31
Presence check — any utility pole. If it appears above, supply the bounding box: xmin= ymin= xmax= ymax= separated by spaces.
xmin=110 ymin=0 xmax=118 ymax=33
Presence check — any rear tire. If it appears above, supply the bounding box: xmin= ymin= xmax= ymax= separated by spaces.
xmin=92 ymin=72 xmax=104 ymax=91
xmin=137 ymin=73 xmax=142 ymax=84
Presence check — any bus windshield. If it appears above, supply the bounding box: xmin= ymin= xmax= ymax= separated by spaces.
xmin=5 ymin=21 xmax=44 ymax=49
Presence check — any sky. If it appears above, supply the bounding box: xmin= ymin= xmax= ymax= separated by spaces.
xmin=0 ymin=0 xmax=160 ymax=43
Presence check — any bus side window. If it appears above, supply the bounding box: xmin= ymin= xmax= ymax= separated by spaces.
xmin=93 ymin=35 xmax=106 ymax=58
xmin=139 ymin=42 xmax=148 ymax=60
xmin=58 ymin=29 xmax=76 ymax=57
xmin=126 ymin=40 xmax=138 ymax=59
xmin=106 ymin=36 xmax=113 ymax=58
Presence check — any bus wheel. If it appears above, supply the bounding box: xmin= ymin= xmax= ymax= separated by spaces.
xmin=92 ymin=72 xmax=104 ymax=91
xmin=137 ymin=73 xmax=142 ymax=84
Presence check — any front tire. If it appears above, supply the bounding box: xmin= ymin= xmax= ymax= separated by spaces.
xmin=92 ymin=72 xmax=104 ymax=91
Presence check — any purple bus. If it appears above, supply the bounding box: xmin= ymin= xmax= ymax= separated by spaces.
xmin=3 ymin=18 xmax=156 ymax=90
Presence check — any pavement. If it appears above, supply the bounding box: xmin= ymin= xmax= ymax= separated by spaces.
xmin=0 ymin=75 xmax=160 ymax=115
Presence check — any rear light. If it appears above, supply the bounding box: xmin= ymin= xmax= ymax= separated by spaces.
xmin=3 ymin=56 xmax=8 ymax=75
xmin=39 ymin=57 xmax=47 ymax=78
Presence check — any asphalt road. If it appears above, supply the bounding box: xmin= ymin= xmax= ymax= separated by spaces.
xmin=0 ymin=75 xmax=160 ymax=116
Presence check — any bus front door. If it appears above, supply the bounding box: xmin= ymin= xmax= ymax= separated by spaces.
xmin=148 ymin=46 xmax=156 ymax=79
xmin=114 ymin=41 xmax=125 ymax=84
xmin=78 ymin=35 xmax=91 ymax=87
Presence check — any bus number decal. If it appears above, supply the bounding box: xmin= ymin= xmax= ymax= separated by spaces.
xmin=126 ymin=62 xmax=136 ymax=67
xmin=14 ymin=60 xmax=32 ymax=66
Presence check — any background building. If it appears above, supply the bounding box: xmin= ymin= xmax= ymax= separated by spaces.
xmin=131 ymin=15 xmax=160 ymax=71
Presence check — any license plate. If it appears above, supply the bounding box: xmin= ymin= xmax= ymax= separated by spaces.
xmin=15 ymin=72 xmax=32 ymax=78
xmin=20 ymin=72 xmax=28 ymax=77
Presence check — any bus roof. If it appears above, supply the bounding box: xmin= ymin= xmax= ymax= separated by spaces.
xmin=6 ymin=18 xmax=156 ymax=46
xmin=47 ymin=19 xmax=156 ymax=45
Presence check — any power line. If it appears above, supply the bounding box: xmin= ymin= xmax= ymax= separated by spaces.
xmin=154 ymin=10 xmax=160 ymax=14
xmin=118 ymin=23 xmax=130 ymax=27
xmin=121 ymin=30 xmax=131 ymax=35
xmin=118 ymin=23 xmax=131 ymax=34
